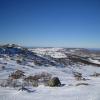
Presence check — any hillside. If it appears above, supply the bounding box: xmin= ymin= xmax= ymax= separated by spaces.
xmin=0 ymin=44 xmax=100 ymax=100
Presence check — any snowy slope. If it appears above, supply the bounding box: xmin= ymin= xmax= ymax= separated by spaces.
xmin=30 ymin=48 xmax=67 ymax=58
xmin=0 ymin=45 xmax=100 ymax=100
xmin=0 ymin=58 xmax=100 ymax=100
xmin=88 ymin=58 xmax=100 ymax=64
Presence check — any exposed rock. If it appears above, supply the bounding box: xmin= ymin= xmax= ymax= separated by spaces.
xmin=47 ymin=77 xmax=61 ymax=87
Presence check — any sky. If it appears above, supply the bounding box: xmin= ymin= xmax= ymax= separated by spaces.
xmin=0 ymin=0 xmax=100 ymax=48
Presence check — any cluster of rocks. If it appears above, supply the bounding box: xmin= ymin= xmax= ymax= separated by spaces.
xmin=24 ymin=72 xmax=61 ymax=87
xmin=0 ymin=70 xmax=61 ymax=88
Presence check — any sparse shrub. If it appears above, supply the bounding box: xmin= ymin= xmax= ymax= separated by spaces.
xmin=90 ymin=72 xmax=100 ymax=77
xmin=24 ymin=72 xmax=52 ymax=87
xmin=34 ymin=60 xmax=43 ymax=66
xmin=0 ymin=79 xmax=9 ymax=87
xmin=39 ymin=72 xmax=52 ymax=81
xmin=0 ymin=78 xmax=22 ymax=87
xmin=1 ymin=66 xmax=5 ymax=70
xmin=9 ymin=70 xmax=25 ymax=79
xmin=32 ymin=80 xmax=38 ymax=87
xmin=16 ymin=60 xmax=22 ymax=64
xmin=24 ymin=76 xmax=39 ymax=87
xmin=73 ymin=72 xmax=82 ymax=80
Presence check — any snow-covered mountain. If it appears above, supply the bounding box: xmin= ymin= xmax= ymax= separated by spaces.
xmin=0 ymin=44 xmax=100 ymax=100
xmin=0 ymin=44 xmax=100 ymax=67
xmin=30 ymin=47 xmax=100 ymax=66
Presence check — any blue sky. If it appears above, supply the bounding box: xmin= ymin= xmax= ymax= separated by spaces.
xmin=0 ymin=0 xmax=100 ymax=48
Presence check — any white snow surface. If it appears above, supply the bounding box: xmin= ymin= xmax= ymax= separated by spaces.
xmin=0 ymin=58 xmax=100 ymax=100
xmin=30 ymin=48 xmax=67 ymax=58
xmin=88 ymin=58 xmax=100 ymax=64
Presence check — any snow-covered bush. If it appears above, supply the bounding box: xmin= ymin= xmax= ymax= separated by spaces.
xmin=24 ymin=72 xmax=52 ymax=87
xmin=16 ymin=59 xmax=22 ymax=64
xmin=0 ymin=78 xmax=22 ymax=87
xmin=9 ymin=70 xmax=25 ymax=79
xmin=90 ymin=72 xmax=100 ymax=77
xmin=0 ymin=66 xmax=5 ymax=70
xmin=73 ymin=72 xmax=83 ymax=80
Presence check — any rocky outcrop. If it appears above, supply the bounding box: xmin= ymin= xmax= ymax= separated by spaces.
xmin=47 ymin=77 xmax=61 ymax=87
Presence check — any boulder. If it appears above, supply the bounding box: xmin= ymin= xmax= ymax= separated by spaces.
xmin=48 ymin=77 xmax=61 ymax=87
